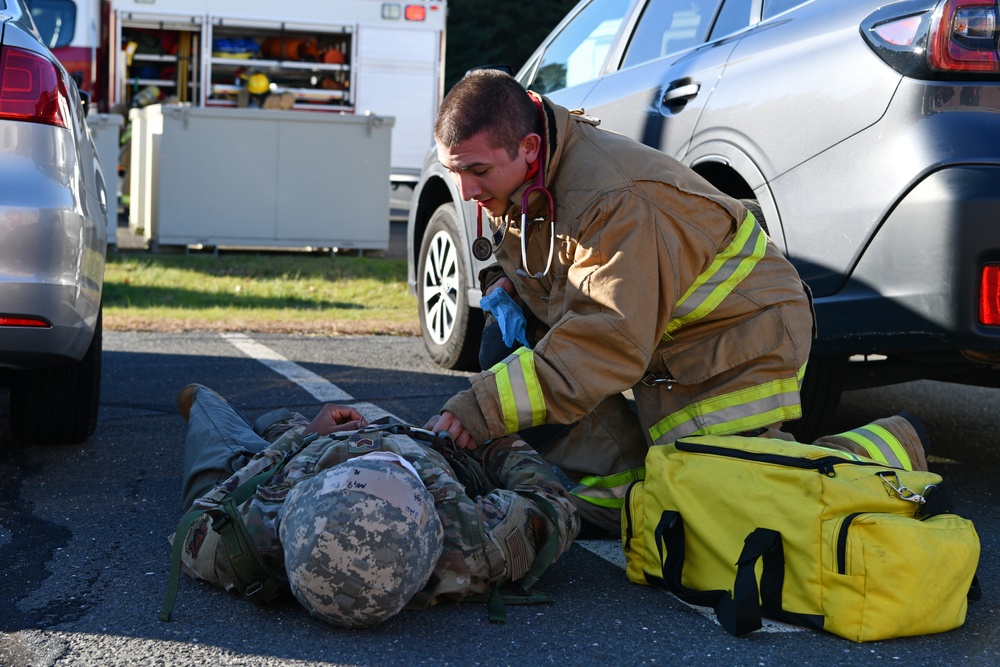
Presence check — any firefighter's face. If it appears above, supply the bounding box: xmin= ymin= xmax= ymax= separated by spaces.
xmin=437 ymin=131 xmax=540 ymax=218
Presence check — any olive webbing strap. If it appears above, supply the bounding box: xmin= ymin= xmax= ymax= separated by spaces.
xmin=384 ymin=422 xmax=493 ymax=499
xmin=487 ymin=490 xmax=561 ymax=623
xmin=210 ymin=497 xmax=288 ymax=605
xmin=159 ymin=505 xmax=211 ymax=622
xmin=158 ymin=460 xmax=290 ymax=622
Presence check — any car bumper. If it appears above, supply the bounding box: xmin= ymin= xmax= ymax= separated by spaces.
xmin=812 ymin=164 xmax=1000 ymax=356
xmin=0 ymin=284 xmax=100 ymax=368
xmin=0 ymin=126 xmax=106 ymax=370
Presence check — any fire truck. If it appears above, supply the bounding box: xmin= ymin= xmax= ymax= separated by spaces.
xmin=27 ymin=0 xmax=447 ymax=184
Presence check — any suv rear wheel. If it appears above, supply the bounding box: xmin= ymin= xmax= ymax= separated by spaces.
xmin=10 ymin=307 xmax=103 ymax=445
xmin=417 ymin=203 xmax=483 ymax=371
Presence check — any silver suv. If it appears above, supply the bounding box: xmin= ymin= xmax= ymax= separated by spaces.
xmin=0 ymin=0 xmax=108 ymax=444
xmin=407 ymin=0 xmax=1000 ymax=439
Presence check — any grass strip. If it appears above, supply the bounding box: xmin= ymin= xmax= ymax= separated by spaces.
xmin=102 ymin=251 xmax=419 ymax=335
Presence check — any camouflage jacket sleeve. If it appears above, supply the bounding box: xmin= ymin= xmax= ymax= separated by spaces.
xmin=475 ymin=436 xmax=580 ymax=584
xmin=405 ymin=434 xmax=579 ymax=609
xmin=175 ymin=428 xmax=316 ymax=590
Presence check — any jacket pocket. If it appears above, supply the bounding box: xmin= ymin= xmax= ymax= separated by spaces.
xmin=656 ymin=306 xmax=784 ymax=385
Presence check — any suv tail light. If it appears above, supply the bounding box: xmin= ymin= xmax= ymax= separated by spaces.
xmin=929 ymin=0 xmax=1000 ymax=72
xmin=862 ymin=0 xmax=1000 ymax=76
xmin=980 ymin=265 xmax=1000 ymax=325
xmin=0 ymin=46 xmax=70 ymax=128
xmin=0 ymin=316 xmax=50 ymax=328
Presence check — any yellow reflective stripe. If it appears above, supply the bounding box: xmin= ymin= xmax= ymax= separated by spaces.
xmin=491 ymin=347 xmax=546 ymax=433
xmin=576 ymin=467 xmax=646 ymax=490
xmin=839 ymin=431 xmax=890 ymax=466
xmin=811 ymin=445 xmax=865 ymax=462
xmin=837 ymin=424 xmax=912 ymax=470
xmin=664 ymin=212 xmax=766 ymax=338
xmin=570 ymin=467 xmax=646 ymax=510
xmin=570 ymin=491 xmax=625 ymax=510
xmin=649 ymin=375 xmax=802 ymax=445
xmin=493 ymin=361 xmax=517 ymax=433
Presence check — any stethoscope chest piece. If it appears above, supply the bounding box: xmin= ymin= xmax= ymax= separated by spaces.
xmin=472 ymin=236 xmax=493 ymax=261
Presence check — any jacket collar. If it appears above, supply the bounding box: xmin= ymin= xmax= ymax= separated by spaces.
xmin=505 ymin=95 xmax=570 ymax=222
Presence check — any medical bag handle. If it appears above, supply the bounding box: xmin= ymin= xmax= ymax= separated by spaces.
xmin=647 ymin=509 xmax=761 ymax=635
xmin=648 ymin=510 xmax=820 ymax=637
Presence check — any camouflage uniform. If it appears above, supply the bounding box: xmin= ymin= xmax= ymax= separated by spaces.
xmin=175 ymin=400 xmax=580 ymax=610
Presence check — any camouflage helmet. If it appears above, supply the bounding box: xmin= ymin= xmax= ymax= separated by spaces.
xmin=278 ymin=456 xmax=443 ymax=628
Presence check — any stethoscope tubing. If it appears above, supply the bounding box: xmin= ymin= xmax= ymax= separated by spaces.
xmin=472 ymin=99 xmax=557 ymax=280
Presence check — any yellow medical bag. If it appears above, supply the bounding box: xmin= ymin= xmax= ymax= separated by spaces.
xmin=622 ymin=435 xmax=980 ymax=642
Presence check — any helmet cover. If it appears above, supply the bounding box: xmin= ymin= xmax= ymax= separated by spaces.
xmin=278 ymin=458 xmax=443 ymax=627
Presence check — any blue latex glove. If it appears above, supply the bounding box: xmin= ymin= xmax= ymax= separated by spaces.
xmin=479 ymin=288 xmax=530 ymax=349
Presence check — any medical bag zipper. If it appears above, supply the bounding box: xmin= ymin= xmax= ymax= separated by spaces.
xmin=835 ymin=512 xmax=865 ymax=575
xmin=673 ymin=439 xmax=887 ymax=477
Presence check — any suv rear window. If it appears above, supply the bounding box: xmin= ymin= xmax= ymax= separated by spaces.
xmin=27 ymin=0 xmax=77 ymax=49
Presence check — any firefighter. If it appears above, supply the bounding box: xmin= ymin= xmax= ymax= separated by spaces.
xmin=424 ymin=69 xmax=930 ymax=536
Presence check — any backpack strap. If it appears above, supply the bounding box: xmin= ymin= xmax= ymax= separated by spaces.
xmin=205 ymin=496 xmax=289 ymax=605
xmin=159 ymin=447 xmax=302 ymax=622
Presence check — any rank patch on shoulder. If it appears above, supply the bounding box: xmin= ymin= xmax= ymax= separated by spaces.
xmin=349 ymin=437 xmax=378 ymax=454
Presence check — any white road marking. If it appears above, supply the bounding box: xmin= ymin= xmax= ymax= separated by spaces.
xmin=221 ymin=332 xmax=353 ymax=402
xmin=220 ymin=333 xmax=398 ymax=421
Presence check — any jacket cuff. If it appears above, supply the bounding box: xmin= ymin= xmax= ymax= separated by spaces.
xmin=442 ymin=390 xmax=492 ymax=445
xmin=478 ymin=265 xmax=507 ymax=292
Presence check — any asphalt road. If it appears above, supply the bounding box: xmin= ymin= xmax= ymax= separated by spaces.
xmin=1 ymin=331 xmax=998 ymax=667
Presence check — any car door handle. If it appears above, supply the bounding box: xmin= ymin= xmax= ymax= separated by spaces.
xmin=662 ymin=82 xmax=700 ymax=106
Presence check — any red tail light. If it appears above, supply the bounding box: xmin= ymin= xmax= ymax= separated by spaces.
xmin=980 ymin=265 xmax=1000 ymax=325
xmin=0 ymin=46 xmax=70 ymax=128
xmin=0 ymin=316 xmax=51 ymax=328
xmin=929 ymin=0 xmax=1000 ymax=72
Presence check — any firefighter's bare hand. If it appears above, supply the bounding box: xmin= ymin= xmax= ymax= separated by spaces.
xmin=307 ymin=404 xmax=368 ymax=435
xmin=485 ymin=276 xmax=522 ymax=306
xmin=423 ymin=411 xmax=479 ymax=450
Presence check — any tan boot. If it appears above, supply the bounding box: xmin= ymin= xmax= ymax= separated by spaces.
xmin=177 ymin=384 xmax=228 ymax=421
xmin=177 ymin=384 xmax=201 ymax=421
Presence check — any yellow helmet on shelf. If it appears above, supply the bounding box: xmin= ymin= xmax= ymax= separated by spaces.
xmin=246 ymin=72 xmax=270 ymax=95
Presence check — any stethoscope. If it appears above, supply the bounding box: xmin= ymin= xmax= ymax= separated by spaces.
xmin=471 ymin=108 xmax=556 ymax=280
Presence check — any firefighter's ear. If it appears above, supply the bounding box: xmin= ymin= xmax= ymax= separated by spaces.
xmin=520 ymin=133 xmax=541 ymax=164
